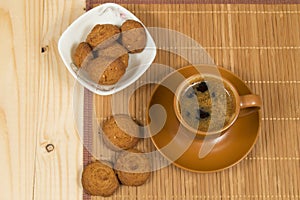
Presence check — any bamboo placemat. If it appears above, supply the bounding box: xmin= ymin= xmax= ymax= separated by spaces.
xmin=83 ymin=2 xmax=300 ymax=200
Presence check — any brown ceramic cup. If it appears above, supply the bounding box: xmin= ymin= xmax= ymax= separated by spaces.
xmin=174 ymin=74 xmax=262 ymax=137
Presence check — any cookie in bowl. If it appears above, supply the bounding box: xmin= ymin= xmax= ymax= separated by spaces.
xmin=73 ymin=42 xmax=93 ymax=67
xmin=121 ymin=20 xmax=147 ymax=53
xmin=83 ymin=56 xmax=126 ymax=85
xmin=86 ymin=24 xmax=120 ymax=49
xmin=94 ymin=42 xmax=129 ymax=67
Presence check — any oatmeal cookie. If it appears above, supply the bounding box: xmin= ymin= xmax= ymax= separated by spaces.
xmin=102 ymin=115 xmax=140 ymax=151
xmin=81 ymin=161 xmax=119 ymax=196
xmin=114 ymin=149 xmax=151 ymax=186
xmin=121 ymin=20 xmax=146 ymax=53
xmin=73 ymin=42 xmax=93 ymax=67
xmin=83 ymin=56 xmax=126 ymax=85
xmin=86 ymin=24 xmax=120 ymax=49
xmin=94 ymin=42 xmax=129 ymax=67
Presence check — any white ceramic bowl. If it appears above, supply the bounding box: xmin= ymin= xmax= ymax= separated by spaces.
xmin=58 ymin=3 xmax=156 ymax=95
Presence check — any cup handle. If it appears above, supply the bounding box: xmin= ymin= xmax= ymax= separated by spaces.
xmin=239 ymin=94 xmax=262 ymax=117
xmin=240 ymin=94 xmax=262 ymax=109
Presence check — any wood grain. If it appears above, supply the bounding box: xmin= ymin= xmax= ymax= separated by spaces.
xmin=0 ymin=1 xmax=39 ymax=199
xmin=0 ymin=0 xmax=85 ymax=199
xmin=35 ymin=0 xmax=86 ymax=199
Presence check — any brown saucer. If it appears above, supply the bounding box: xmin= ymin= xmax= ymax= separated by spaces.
xmin=148 ymin=65 xmax=261 ymax=173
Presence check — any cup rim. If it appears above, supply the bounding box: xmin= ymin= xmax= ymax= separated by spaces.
xmin=173 ymin=73 xmax=241 ymax=136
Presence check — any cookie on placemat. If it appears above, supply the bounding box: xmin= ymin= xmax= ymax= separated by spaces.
xmin=102 ymin=115 xmax=140 ymax=151
xmin=121 ymin=20 xmax=147 ymax=53
xmin=81 ymin=161 xmax=119 ymax=197
xmin=83 ymin=56 xmax=126 ymax=85
xmin=94 ymin=42 xmax=129 ymax=67
xmin=114 ymin=149 xmax=151 ymax=186
xmin=86 ymin=24 xmax=120 ymax=49
xmin=73 ymin=42 xmax=93 ymax=67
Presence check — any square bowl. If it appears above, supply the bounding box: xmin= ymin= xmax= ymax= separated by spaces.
xmin=58 ymin=3 xmax=156 ymax=95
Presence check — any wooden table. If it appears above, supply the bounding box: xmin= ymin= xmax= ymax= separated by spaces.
xmin=0 ymin=0 xmax=85 ymax=199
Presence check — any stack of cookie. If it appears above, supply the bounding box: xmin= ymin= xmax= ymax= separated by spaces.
xmin=81 ymin=115 xmax=151 ymax=197
xmin=72 ymin=20 xmax=147 ymax=85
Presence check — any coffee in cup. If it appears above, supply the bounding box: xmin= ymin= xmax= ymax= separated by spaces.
xmin=174 ymin=74 xmax=261 ymax=136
